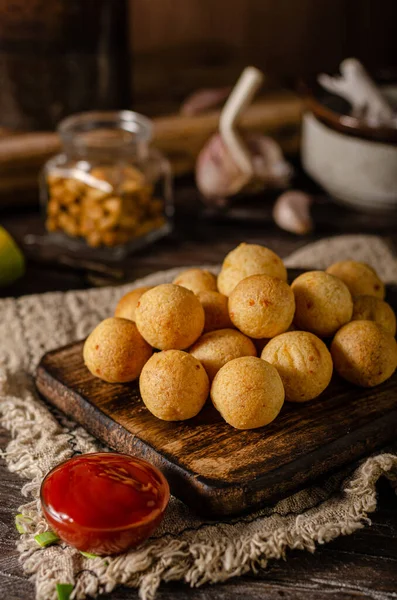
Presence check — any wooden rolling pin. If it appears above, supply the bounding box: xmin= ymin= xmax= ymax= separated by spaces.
xmin=0 ymin=91 xmax=302 ymax=204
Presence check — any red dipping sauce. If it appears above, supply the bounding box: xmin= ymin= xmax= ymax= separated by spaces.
xmin=40 ymin=452 xmax=169 ymax=555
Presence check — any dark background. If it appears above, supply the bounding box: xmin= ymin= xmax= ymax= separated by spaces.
xmin=130 ymin=0 xmax=397 ymax=114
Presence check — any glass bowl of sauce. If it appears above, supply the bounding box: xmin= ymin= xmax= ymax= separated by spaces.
xmin=40 ymin=452 xmax=170 ymax=555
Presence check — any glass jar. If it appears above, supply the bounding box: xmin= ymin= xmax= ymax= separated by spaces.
xmin=41 ymin=111 xmax=173 ymax=258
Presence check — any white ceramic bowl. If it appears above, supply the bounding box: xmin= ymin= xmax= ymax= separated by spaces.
xmin=302 ymin=86 xmax=397 ymax=212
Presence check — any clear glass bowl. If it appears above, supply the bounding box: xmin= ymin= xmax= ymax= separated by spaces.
xmin=40 ymin=452 xmax=170 ymax=555
xmin=40 ymin=111 xmax=173 ymax=259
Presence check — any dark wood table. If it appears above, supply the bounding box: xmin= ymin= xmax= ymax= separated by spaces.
xmin=1 ymin=187 xmax=397 ymax=599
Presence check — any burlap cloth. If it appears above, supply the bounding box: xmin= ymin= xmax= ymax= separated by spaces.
xmin=1 ymin=234 xmax=397 ymax=600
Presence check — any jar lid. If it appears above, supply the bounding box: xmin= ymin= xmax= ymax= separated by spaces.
xmin=58 ymin=110 xmax=153 ymax=149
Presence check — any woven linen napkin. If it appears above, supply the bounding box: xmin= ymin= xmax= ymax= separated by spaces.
xmin=0 ymin=234 xmax=396 ymax=600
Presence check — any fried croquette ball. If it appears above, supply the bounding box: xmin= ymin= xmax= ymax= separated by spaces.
xmin=217 ymin=243 xmax=287 ymax=297
xmin=172 ymin=268 xmax=217 ymax=295
xmin=139 ymin=350 xmax=209 ymax=421
xmin=228 ymin=274 xmax=295 ymax=339
xmin=252 ymin=323 xmax=297 ymax=354
xmin=114 ymin=286 xmax=152 ymax=321
xmin=261 ymin=331 xmax=333 ymax=402
xmin=292 ymin=271 xmax=353 ymax=337
xmin=210 ymin=356 xmax=285 ymax=429
xmin=83 ymin=317 xmax=152 ymax=383
xmin=197 ymin=290 xmax=233 ymax=332
xmin=331 ymin=320 xmax=397 ymax=387
xmin=135 ymin=284 xmax=205 ymax=350
xmin=352 ymin=295 xmax=396 ymax=336
xmin=189 ymin=328 xmax=256 ymax=381
xmin=326 ymin=260 xmax=385 ymax=299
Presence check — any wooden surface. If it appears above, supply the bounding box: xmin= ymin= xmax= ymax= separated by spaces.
xmin=0 ymin=192 xmax=397 ymax=597
xmin=3 ymin=172 xmax=397 ymax=296
xmin=1 ymin=421 xmax=397 ymax=600
xmin=36 ymin=331 xmax=397 ymax=517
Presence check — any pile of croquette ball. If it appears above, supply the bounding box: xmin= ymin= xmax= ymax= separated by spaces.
xmin=83 ymin=243 xmax=397 ymax=430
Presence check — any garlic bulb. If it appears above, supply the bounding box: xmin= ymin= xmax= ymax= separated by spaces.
xmin=196 ymin=133 xmax=292 ymax=201
xmin=195 ymin=66 xmax=292 ymax=202
xmin=196 ymin=133 xmax=252 ymax=201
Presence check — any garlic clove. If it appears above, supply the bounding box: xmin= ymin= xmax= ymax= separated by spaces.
xmin=249 ymin=135 xmax=293 ymax=188
xmin=273 ymin=190 xmax=313 ymax=235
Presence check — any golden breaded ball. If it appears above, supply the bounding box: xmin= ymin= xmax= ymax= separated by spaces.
xmin=228 ymin=274 xmax=295 ymax=339
xmin=83 ymin=317 xmax=152 ymax=383
xmin=326 ymin=260 xmax=385 ymax=299
xmin=114 ymin=286 xmax=152 ymax=321
xmin=211 ymin=356 xmax=284 ymax=429
xmin=197 ymin=290 xmax=233 ymax=332
xmin=217 ymin=243 xmax=287 ymax=296
xmin=172 ymin=268 xmax=217 ymax=295
xmin=292 ymin=271 xmax=353 ymax=337
xmin=189 ymin=328 xmax=256 ymax=381
xmin=139 ymin=350 xmax=209 ymax=421
xmin=135 ymin=284 xmax=205 ymax=350
xmin=352 ymin=295 xmax=396 ymax=336
xmin=252 ymin=323 xmax=296 ymax=354
xmin=262 ymin=331 xmax=333 ymax=402
xmin=331 ymin=320 xmax=397 ymax=387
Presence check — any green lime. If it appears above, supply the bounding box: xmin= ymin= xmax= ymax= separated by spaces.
xmin=0 ymin=226 xmax=25 ymax=287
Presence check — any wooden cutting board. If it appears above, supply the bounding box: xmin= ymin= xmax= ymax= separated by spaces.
xmin=35 ymin=336 xmax=397 ymax=517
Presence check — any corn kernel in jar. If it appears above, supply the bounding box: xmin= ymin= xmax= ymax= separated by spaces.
xmin=42 ymin=111 xmax=172 ymax=249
